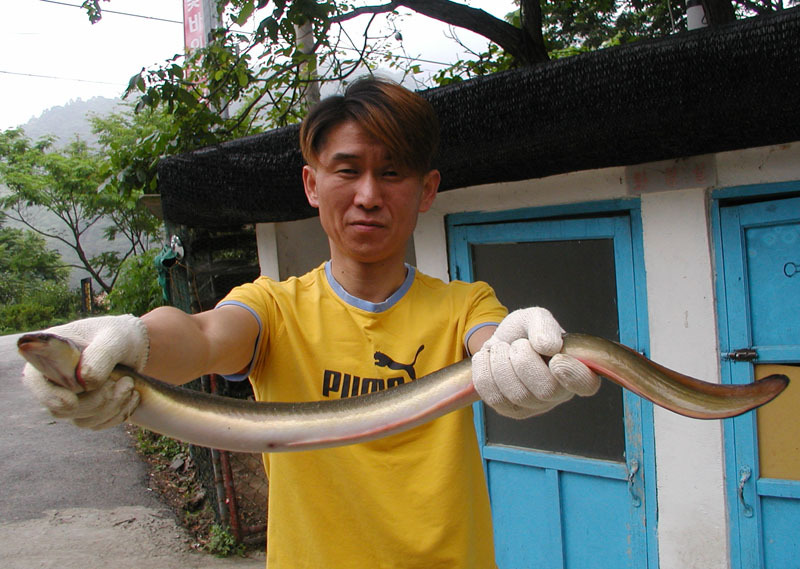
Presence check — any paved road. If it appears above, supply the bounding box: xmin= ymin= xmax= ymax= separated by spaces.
xmin=0 ymin=332 xmax=265 ymax=569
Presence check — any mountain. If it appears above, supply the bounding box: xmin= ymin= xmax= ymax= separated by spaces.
xmin=19 ymin=96 xmax=127 ymax=148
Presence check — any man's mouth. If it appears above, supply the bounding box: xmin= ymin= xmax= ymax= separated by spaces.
xmin=350 ymin=219 xmax=385 ymax=229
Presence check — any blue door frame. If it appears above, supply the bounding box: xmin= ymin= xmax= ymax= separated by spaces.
xmin=446 ymin=199 xmax=658 ymax=569
xmin=713 ymin=184 xmax=800 ymax=569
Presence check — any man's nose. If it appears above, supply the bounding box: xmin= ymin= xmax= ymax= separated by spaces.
xmin=354 ymin=175 xmax=383 ymax=209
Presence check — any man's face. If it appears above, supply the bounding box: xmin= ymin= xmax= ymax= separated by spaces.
xmin=303 ymin=120 xmax=440 ymax=266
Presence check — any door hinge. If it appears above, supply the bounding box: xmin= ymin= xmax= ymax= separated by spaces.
xmin=724 ymin=348 xmax=758 ymax=362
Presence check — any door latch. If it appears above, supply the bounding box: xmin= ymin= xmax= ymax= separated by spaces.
xmin=724 ymin=348 xmax=758 ymax=362
xmin=627 ymin=459 xmax=642 ymax=508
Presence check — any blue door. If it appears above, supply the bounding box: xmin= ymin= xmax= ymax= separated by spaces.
xmin=448 ymin=206 xmax=657 ymax=569
xmin=718 ymin=194 xmax=800 ymax=569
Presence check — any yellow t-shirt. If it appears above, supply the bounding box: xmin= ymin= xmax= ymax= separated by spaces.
xmin=219 ymin=262 xmax=507 ymax=569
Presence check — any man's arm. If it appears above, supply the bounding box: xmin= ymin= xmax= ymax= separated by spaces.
xmin=22 ymin=304 xmax=261 ymax=429
xmin=467 ymin=324 xmax=497 ymax=356
xmin=142 ymin=304 xmax=260 ymax=385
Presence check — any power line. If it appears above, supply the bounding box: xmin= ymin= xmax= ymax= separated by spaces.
xmin=0 ymin=69 xmax=125 ymax=87
xmin=38 ymin=0 xmax=456 ymax=67
xmin=336 ymin=45 xmax=455 ymax=68
xmin=37 ymin=0 xmax=465 ymax=69
xmin=39 ymin=0 xmax=182 ymax=25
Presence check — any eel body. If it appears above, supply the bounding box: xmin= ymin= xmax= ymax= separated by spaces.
xmin=17 ymin=332 xmax=788 ymax=454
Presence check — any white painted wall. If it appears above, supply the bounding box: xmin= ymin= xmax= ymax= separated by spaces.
xmin=256 ymin=217 xmax=329 ymax=280
xmin=640 ymin=189 xmax=728 ymax=569
xmin=255 ymin=223 xmax=280 ymax=279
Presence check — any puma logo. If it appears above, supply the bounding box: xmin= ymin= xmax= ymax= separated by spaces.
xmin=373 ymin=345 xmax=425 ymax=380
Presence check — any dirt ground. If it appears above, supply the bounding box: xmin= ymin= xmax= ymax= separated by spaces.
xmin=130 ymin=425 xmax=268 ymax=550
xmin=1 ymin=506 xmax=265 ymax=569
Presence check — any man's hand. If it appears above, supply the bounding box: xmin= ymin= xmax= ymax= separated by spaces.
xmin=21 ymin=315 xmax=149 ymax=430
xmin=472 ymin=308 xmax=601 ymax=418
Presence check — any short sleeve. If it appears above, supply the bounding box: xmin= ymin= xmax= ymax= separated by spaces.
xmin=463 ymin=280 xmax=507 ymax=355
xmin=215 ymin=279 xmax=274 ymax=381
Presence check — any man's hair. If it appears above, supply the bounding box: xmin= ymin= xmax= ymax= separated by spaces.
xmin=299 ymin=76 xmax=439 ymax=174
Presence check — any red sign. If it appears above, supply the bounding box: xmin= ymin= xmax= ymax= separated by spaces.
xmin=183 ymin=0 xmax=206 ymax=51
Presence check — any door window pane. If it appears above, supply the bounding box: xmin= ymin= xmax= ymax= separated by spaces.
xmin=755 ymin=364 xmax=800 ymax=481
xmin=745 ymin=222 xmax=800 ymax=348
xmin=472 ymin=239 xmax=626 ymax=462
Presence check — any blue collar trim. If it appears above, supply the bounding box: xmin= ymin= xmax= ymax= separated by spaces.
xmin=324 ymin=261 xmax=415 ymax=313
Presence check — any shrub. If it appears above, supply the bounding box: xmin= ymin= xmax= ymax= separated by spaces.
xmin=206 ymin=524 xmax=246 ymax=557
xmin=108 ymin=249 xmax=164 ymax=316
xmin=0 ymin=303 xmax=55 ymax=334
xmin=0 ymin=281 xmax=80 ymax=333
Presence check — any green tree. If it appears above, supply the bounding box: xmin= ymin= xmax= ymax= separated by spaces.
xmin=107 ymin=248 xmax=165 ymax=316
xmin=90 ymin=106 xmax=177 ymax=197
xmin=0 ymin=126 xmax=160 ymax=294
xmin=0 ymin=219 xmax=78 ymax=333
xmin=0 ymin=220 xmax=69 ymax=304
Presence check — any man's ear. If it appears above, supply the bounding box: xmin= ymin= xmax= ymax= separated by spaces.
xmin=302 ymin=165 xmax=320 ymax=208
xmin=418 ymin=169 xmax=440 ymax=213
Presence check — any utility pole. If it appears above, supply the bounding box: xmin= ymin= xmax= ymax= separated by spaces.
xmin=180 ymin=0 xmax=237 ymax=541
xmin=295 ymin=19 xmax=321 ymax=106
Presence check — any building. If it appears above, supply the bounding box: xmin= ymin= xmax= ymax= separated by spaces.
xmin=156 ymin=8 xmax=800 ymax=568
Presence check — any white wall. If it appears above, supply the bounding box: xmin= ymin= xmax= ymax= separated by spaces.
xmin=255 ymin=223 xmax=280 ymax=279
xmin=255 ymin=217 xmax=329 ymax=280
xmin=640 ymin=188 xmax=727 ymax=569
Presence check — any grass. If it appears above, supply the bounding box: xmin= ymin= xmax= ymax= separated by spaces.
xmin=207 ymin=524 xmax=247 ymax=557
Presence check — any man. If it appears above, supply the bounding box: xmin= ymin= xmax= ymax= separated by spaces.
xmin=23 ymin=77 xmax=599 ymax=568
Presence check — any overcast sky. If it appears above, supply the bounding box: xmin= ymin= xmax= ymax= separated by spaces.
xmin=0 ymin=0 xmax=516 ymax=131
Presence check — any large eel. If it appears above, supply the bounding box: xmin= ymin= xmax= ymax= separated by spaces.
xmin=17 ymin=332 xmax=788 ymax=454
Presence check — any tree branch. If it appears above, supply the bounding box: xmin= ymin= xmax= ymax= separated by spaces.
xmin=518 ymin=0 xmax=548 ymax=63
xmin=332 ymin=1 xmax=402 ymax=23
xmin=704 ymin=0 xmax=737 ymax=23
xmin=333 ymin=0 xmax=548 ymax=65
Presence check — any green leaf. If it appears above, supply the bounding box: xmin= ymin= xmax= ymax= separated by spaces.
xmin=235 ymin=1 xmax=255 ymax=26
xmin=236 ymin=67 xmax=249 ymax=87
xmin=168 ymin=64 xmax=184 ymax=80
xmin=127 ymin=73 xmax=141 ymax=92
xmin=256 ymin=16 xmax=280 ymax=41
xmin=173 ymin=88 xmax=197 ymax=107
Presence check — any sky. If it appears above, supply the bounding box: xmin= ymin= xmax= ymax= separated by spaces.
xmin=0 ymin=0 xmax=516 ymax=131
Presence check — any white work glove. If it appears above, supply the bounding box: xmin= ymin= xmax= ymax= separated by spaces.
xmin=22 ymin=314 xmax=149 ymax=430
xmin=472 ymin=307 xmax=601 ymax=419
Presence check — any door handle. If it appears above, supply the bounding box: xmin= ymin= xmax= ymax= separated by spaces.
xmin=627 ymin=458 xmax=642 ymax=508
xmin=738 ymin=465 xmax=754 ymax=518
